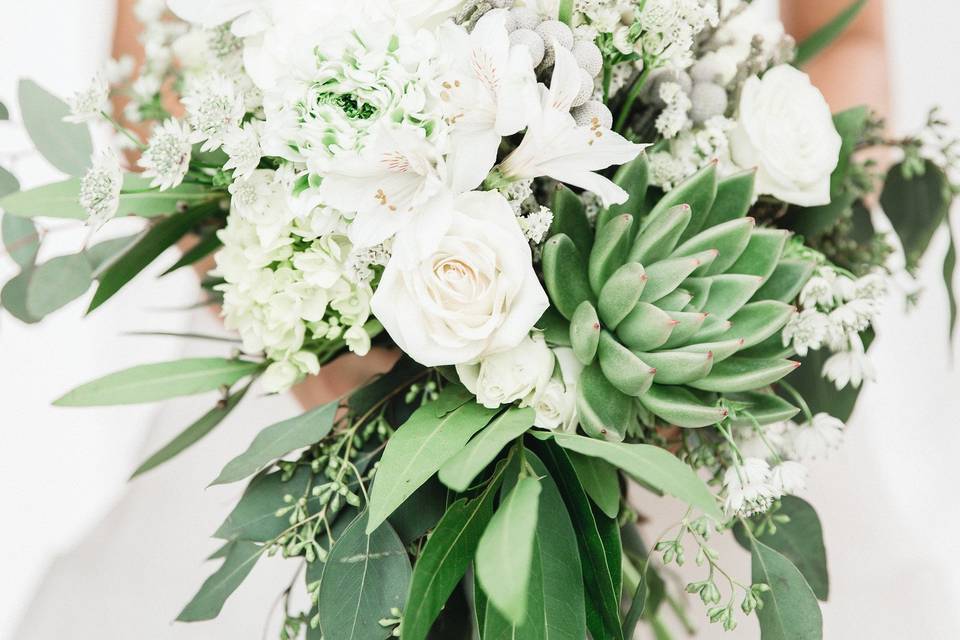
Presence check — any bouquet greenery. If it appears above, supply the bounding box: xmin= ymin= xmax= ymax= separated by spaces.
xmin=1 ymin=0 xmax=957 ymax=638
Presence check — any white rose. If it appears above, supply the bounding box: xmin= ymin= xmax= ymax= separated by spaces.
xmin=531 ymin=348 xmax=583 ymax=431
xmin=372 ymin=190 xmax=549 ymax=367
xmin=457 ymin=334 xmax=555 ymax=409
xmin=730 ymin=65 xmax=841 ymax=207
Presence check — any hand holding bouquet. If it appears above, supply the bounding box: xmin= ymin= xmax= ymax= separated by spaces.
xmin=2 ymin=0 xmax=958 ymax=638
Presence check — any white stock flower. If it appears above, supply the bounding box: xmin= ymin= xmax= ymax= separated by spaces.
xmin=317 ymin=123 xmax=450 ymax=253
xmin=788 ymin=413 xmax=845 ymax=463
xmin=769 ymin=461 xmax=808 ymax=495
xmin=79 ymin=152 xmax=123 ymax=229
xmin=372 ymin=190 xmax=549 ymax=367
xmin=138 ymin=119 xmax=193 ymax=190
xmin=435 ymin=10 xmax=538 ymax=192
xmin=723 ymin=457 xmax=779 ymax=517
xmin=531 ymin=347 xmax=583 ymax=431
xmin=65 ymin=73 xmax=109 ymax=124
xmin=457 ymin=333 xmax=555 ymax=409
xmin=730 ymin=65 xmax=841 ymax=207
xmin=498 ymin=45 xmax=647 ymax=206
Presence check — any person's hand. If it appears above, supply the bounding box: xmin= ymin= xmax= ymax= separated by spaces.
xmin=291 ymin=348 xmax=401 ymax=408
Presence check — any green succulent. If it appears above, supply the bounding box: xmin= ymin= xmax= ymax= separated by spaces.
xmin=538 ymin=157 xmax=817 ymax=441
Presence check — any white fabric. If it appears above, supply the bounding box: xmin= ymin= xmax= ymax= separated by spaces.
xmin=2 ymin=0 xmax=960 ymax=638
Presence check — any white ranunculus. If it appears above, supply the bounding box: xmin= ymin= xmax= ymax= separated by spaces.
xmin=372 ymin=190 xmax=549 ymax=367
xmin=530 ymin=347 xmax=583 ymax=431
xmin=457 ymin=334 xmax=554 ymax=409
xmin=729 ymin=65 xmax=841 ymax=207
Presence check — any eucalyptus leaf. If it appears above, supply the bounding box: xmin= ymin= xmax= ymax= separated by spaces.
xmin=54 ymin=357 xmax=260 ymax=406
xmin=735 ymin=496 xmax=829 ymax=600
xmin=751 ymin=539 xmax=823 ymax=640
xmin=177 ymin=540 xmax=263 ymax=622
xmin=0 ymin=101 xmax=8 ymax=120
xmin=1 ymin=269 xmax=39 ymax=323
xmin=402 ymin=463 xmax=506 ymax=640
xmin=550 ymin=432 xmax=722 ymax=519
xmin=0 ymin=166 xmax=20 ymax=197
xmin=387 ymin=477 xmax=448 ymax=544
xmin=365 ymin=386 xmax=497 ymax=534
xmin=482 ymin=452 xmax=586 ymax=640
xmin=476 ymin=476 xmax=541 ymax=624
xmin=317 ymin=513 xmax=412 ymax=640
xmin=215 ymin=466 xmax=312 ymax=542
xmin=19 ymin=79 xmax=92 ymax=176
xmin=2 ymin=213 xmax=37 ymax=267
xmin=133 ymin=384 xmax=251 ymax=478
xmin=25 ymin=253 xmax=94 ymax=317
xmin=438 ymin=407 xmax=535 ymax=492
xmin=212 ymin=402 xmax=337 ymax=485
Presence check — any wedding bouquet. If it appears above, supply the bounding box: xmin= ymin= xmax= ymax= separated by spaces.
xmin=2 ymin=0 xmax=958 ymax=638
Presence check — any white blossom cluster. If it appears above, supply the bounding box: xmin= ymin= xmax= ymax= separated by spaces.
xmin=144 ymin=1 xmax=647 ymax=391
xmin=783 ymin=267 xmax=887 ymax=390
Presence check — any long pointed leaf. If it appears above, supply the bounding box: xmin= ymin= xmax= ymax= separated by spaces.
xmin=794 ymin=0 xmax=867 ymax=67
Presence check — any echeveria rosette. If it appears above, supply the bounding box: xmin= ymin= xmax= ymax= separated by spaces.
xmin=539 ymin=156 xmax=816 ymax=440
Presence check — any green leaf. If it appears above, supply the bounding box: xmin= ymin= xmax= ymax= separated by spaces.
xmin=577 ymin=362 xmax=634 ymax=441
xmin=751 ymin=539 xmax=824 ymax=640
xmin=571 ymin=300 xmax=602 ymax=365
xmin=727 ymin=392 xmax=801 ymax=428
xmin=689 ymin=357 xmax=800 ymax=393
xmin=19 ymin=79 xmax=92 ymax=177
xmin=0 ymin=167 xmax=19 ymax=199
xmin=536 ymin=307 xmax=572 ymax=347
xmin=54 ymin=357 xmax=259 ymax=406
xmin=603 ymin=153 xmax=649 ymax=229
xmin=317 ymin=513 xmax=412 ymax=640
xmin=882 ymin=160 xmax=952 ymax=269
xmin=25 ymin=253 xmax=94 ymax=317
xmin=589 ymin=213 xmax=634 ymax=294
xmin=0 ymin=176 xmax=216 ymax=220
xmin=215 ymin=466 xmax=312 ymax=542
xmin=88 ymin=203 xmax=217 ymax=312
xmin=945 ymin=220 xmax=958 ymax=341
xmin=550 ymin=432 xmax=722 ymax=519
xmin=476 ymin=476 xmax=542 ymax=624
xmin=482 ymin=451 xmax=587 ymax=640
xmin=530 ymin=439 xmax=621 ymax=640
xmin=795 ymin=0 xmax=867 ymax=66
xmin=366 ymin=386 xmax=497 ymax=534
xmin=1 ymin=269 xmax=39 ymax=323
xmin=177 ymin=540 xmax=263 ymax=622
xmin=347 ymin=356 xmax=426 ymax=417
xmin=702 ymin=170 xmax=756 ymax=228
xmin=86 ymin=233 xmax=142 ymax=273
xmin=2 ymin=213 xmax=37 ymax=267
xmin=542 ymin=233 xmax=595 ymax=320
xmin=598 ymin=262 xmax=647 ymax=330
xmin=639 ymin=384 xmax=729 ymax=429
xmin=212 ymin=402 xmax=337 ymax=485
xmin=558 ymin=0 xmax=574 ymax=25
xmin=162 ymin=230 xmax=223 ymax=275
xmin=550 ymin=185 xmax=593 ymax=257
xmin=0 ymin=101 xmax=8 ymax=120
xmin=568 ymin=451 xmax=620 ymax=518
xmin=735 ymin=496 xmax=830 ymax=600
xmin=622 ymin=565 xmax=647 ymax=639
xmin=403 ymin=464 xmax=507 ymax=640
xmin=438 ymin=407 xmax=535 ymax=492
xmin=133 ymin=383 xmax=250 ymax=478
xmin=387 ymin=477 xmax=448 ymax=544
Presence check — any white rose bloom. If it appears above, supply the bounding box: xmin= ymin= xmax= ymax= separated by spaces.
xmin=730 ymin=65 xmax=841 ymax=207
xmin=372 ymin=190 xmax=549 ymax=367
xmin=457 ymin=334 xmax=554 ymax=409
xmin=530 ymin=347 xmax=583 ymax=431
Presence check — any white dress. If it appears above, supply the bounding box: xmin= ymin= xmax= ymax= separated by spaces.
xmin=5 ymin=1 xmax=960 ymax=639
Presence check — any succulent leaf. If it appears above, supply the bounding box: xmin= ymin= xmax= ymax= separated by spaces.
xmin=578 ymin=363 xmax=633 ymax=441
xmin=598 ymin=262 xmax=647 ymax=329
xmin=629 ymin=204 xmax=691 ymax=264
xmin=602 ymin=153 xmax=650 ymax=228
xmin=718 ymin=301 xmax=796 ymax=349
xmin=598 ymin=331 xmax=656 ymax=397
xmin=727 ymin=391 xmax=800 ymax=427
xmin=700 ymin=274 xmax=765 ymax=320
xmin=646 ymin=163 xmax=718 ymax=244
xmin=543 ymin=233 xmax=594 ymax=320
xmin=551 ymin=186 xmax=594 ymax=257
xmin=589 ymin=213 xmax=634 ymax=294
xmin=688 ymin=357 xmax=800 ymax=393
xmin=617 ymin=302 xmax=676 ymax=351
xmin=673 ymin=217 xmax=755 ymax=276
xmin=728 ymin=228 xmax=788 ymax=279
xmin=571 ymin=301 xmax=601 ymax=365
xmin=661 ymin=311 xmax=709 ymax=348
xmin=753 ymin=259 xmax=817 ymax=303
xmin=639 ymin=385 xmax=729 ymax=429
xmin=640 ymin=256 xmax=703 ymax=303
xmin=635 ymin=349 xmax=715 ymax=385
xmin=536 ymin=307 xmax=572 ymax=347
xmin=679 ymin=337 xmax=745 ymax=362
xmin=702 ymin=170 xmax=756 ymax=229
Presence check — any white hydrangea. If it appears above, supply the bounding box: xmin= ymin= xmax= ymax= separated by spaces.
xmin=138 ymin=119 xmax=193 ymax=190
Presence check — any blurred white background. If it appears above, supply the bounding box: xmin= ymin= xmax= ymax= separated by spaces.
xmin=1 ymin=0 xmax=959 ymax=638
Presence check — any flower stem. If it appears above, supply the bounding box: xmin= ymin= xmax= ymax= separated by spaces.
xmin=100 ymin=110 xmax=146 ymax=150
xmin=614 ymin=64 xmax=653 ymax=134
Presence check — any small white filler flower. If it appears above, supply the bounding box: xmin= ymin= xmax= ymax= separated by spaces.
xmin=139 ymin=119 xmax=193 ymax=190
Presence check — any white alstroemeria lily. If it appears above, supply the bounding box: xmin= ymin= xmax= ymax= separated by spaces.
xmin=436 ymin=10 xmax=538 ymax=192
xmin=317 ymin=122 xmax=451 ymax=255
xmin=371 ymin=0 xmax=467 ymax=28
xmin=497 ymin=44 xmax=647 ymax=206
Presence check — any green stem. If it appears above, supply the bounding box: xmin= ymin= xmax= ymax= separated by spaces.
xmin=614 ymin=64 xmax=653 ymax=134
xmin=100 ymin=110 xmax=146 ymax=150
xmin=777 ymin=380 xmax=814 ymax=423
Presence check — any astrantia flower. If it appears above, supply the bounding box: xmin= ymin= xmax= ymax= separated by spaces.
xmin=498 ymin=45 xmax=646 ymax=206
xmin=822 ymin=333 xmax=875 ymax=390
xmin=789 ymin=413 xmax=845 ymax=462
xmin=138 ymin=119 xmax=193 ymax=191
xmin=65 ymin=73 xmax=109 ymax=124
xmin=182 ymin=74 xmax=245 ymax=151
xmin=435 ymin=9 xmax=538 ymax=192
xmin=769 ymin=461 xmax=808 ymax=495
xmin=79 ymin=152 xmax=123 ymax=229
xmin=736 ymin=421 xmax=788 ymax=461
xmin=799 ymin=270 xmax=837 ymax=309
xmin=722 ymin=457 xmax=780 ymax=517
xmin=223 ymin=122 xmax=263 ymax=180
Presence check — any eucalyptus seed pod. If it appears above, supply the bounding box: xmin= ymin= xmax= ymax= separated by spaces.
xmin=539 ymin=157 xmax=815 ymax=440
